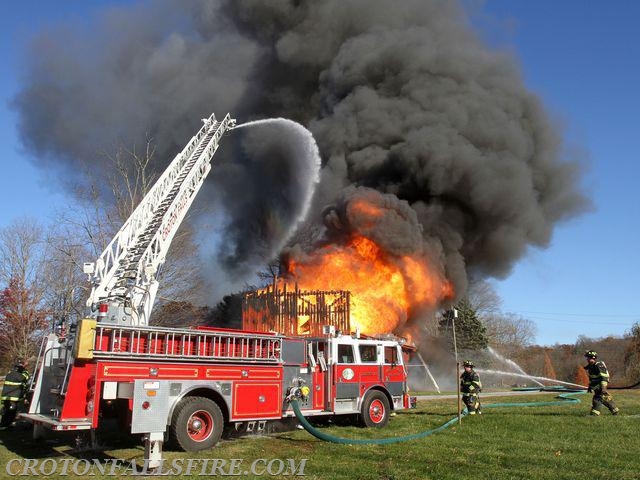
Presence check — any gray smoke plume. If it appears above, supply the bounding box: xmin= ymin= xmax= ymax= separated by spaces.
xmin=215 ymin=118 xmax=321 ymax=281
xmin=13 ymin=0 xmax=589 ymax=301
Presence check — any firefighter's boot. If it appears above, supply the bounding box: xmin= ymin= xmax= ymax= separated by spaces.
xmin=463 ymin=394 xmax=478 ymax=415
xmin=601 ymin=392 xmax=618 ymax=415
xmin=591 ymin=395 xmax=603 ymax=416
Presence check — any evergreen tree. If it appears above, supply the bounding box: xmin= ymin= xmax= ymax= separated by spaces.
xmin=207 ymin=293 xmax=243 ymax=329
xmin=438 ymin=298 xmax=488 ymax=352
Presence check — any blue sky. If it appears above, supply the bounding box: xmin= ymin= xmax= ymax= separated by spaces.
xmin=468 ymin=1 xmax=640 ymax=345
xmin=0 ymin=1 xmax=638 ymax=346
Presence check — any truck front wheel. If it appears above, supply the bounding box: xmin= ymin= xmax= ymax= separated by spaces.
xmin=170 ymin=396 xmax=223 ymax=451
xmin=360 ymin=390 xmax=390 ymax=428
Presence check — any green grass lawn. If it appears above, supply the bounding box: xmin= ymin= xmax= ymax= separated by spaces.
xmin=0 ymin=390 xmax=638 ymax=479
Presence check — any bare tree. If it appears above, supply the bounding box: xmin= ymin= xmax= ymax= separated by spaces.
xmin=105 ymin=139 xmax=157 ymax=224
xmin=467 ymin=278 xmax=502 ymax=317
xmin=42 ymin=225 xmax=90 ymax=327
xmin=483 ymin=312 xmax=536 ymax=354
xmin=0 ymin=218 xmax=45 ymax=287
xmin=256 ymin=260 xmax=281 ymax=284
xmin=624 ymin=322 xmax=640 ymax=382
xmin=58 ymin=139 xmax=207 ymax=326
xmin=0 ymin=218 xmax=49 ymax=364
xmin=465 ymin=278 xmax=535 ymax=354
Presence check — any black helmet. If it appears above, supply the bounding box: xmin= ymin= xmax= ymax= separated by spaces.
xmin=463 ymin=360 xmax=474 ymax=368
xmin=14 ymin=358 xmax=26 ymax=368
xmin=584 ymin=350 xmax=598 ymax=359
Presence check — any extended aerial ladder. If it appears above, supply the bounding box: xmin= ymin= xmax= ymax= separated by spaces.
xmin=83 ymin=113 xmax=235 ymax=327
xmin=25 ymin=112 xmax=236 ymax=436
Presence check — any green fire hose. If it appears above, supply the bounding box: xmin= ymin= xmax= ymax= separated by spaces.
xmin=289 ymin=390 xmax=585 ymax=445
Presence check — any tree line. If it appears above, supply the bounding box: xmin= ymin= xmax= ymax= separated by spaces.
xmin=434 ymin=281 xmax=640 ymax=387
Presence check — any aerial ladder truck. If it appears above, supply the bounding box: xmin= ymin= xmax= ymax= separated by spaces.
xmin=21 ymin=113 xmax=413 ymax=469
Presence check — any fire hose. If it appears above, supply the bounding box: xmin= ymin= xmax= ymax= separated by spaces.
xmin=288 ymin=390 xmax=585 ymax=445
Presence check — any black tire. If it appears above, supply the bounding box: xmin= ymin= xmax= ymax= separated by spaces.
xmin=170 ymin=396 xmax=223 ymax=452
xmin=359 ymin=390 xmax=390 ymax=428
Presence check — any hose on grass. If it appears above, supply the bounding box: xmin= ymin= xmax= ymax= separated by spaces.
xmin=290 ymin=399 xmax=461 ymax=445
xmin=289 ymin=390 xmax=585 ymax=445
xmin=483 ymin=391 xmax=584 ymax=409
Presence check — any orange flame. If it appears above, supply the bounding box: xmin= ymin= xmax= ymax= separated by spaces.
xmin=284 ymin=234 xmax=453 ymax=335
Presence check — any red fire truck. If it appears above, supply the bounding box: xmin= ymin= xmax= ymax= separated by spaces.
xmin=20 ymin=113 xmax=412 ymax=468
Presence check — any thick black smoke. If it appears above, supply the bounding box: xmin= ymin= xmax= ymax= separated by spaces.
xmin=13 ymin=0 xmax=588 ymax=300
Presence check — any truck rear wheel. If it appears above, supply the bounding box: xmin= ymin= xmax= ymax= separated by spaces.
xmin=170 ymin=396 xmax=223 ymax=452
xmin=359 ymin=391 xmax=390 ymax=428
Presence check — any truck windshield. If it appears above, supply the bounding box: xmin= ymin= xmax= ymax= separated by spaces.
xmin=384 ymin=346 xmax=398 ymax=364
xmin=359 ymin=345 xmax=377 ymax=363
xmin=337 ymin=344 xmax=355 ymax=363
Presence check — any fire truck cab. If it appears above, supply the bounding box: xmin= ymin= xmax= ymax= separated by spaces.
xmin=284 ymin=329 xmax=409 ymax=426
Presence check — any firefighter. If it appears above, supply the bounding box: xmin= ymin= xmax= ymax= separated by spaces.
xmin=460 ymin=360 xmax=482 ymax=415
xmin=583 ymin=350 xmax=619 ymax=416
xmin=0 ymin=358 xmax=31 ymax=428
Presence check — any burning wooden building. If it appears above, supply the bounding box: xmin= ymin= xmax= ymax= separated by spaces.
xmin=242 ymin=283 xmax=351 ymax=336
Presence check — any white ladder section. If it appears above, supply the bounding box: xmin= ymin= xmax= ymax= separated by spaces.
xmin=91 ymin=324 xmax=283 ymax=364
xmin=85 ymin=113 xmax=235 ymax=326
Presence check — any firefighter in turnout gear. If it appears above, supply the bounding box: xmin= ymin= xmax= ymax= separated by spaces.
xmin=460 ymin=360 xmax=482 ymax=415
xmin=0 ymin=359 xmax=31 ymax=428
xmin=584 ymin=351 xmax=619 ymax=416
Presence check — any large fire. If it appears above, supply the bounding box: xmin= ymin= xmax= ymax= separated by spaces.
xmin=283 ymin=232 xmax=453 ymax=335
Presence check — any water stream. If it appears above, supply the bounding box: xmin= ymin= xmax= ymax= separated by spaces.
xmin=231 ymin=118 xmax=321 ymax=250
xmin=417 ymin=352 xmax=441 ymax=393
xmin=476 ymin=369 xmax=585 ymax=389
xmin=486 ymin=346 xmax=545 ymax=387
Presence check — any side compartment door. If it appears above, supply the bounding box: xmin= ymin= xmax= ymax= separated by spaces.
xmin=233 ymin=382 xmax=282 ymax=419
xmin=131 ymin=379 xmax=171 ymax=434
xmin=309 ymin=341 xmax=328 ymax=410
xmin=382 ymin=345 xmax=405 ymax=396
xmin=333 ymin=343 xmax=358 ymax=400
xmin=356 ymin=343 xmax=382 ymax=395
